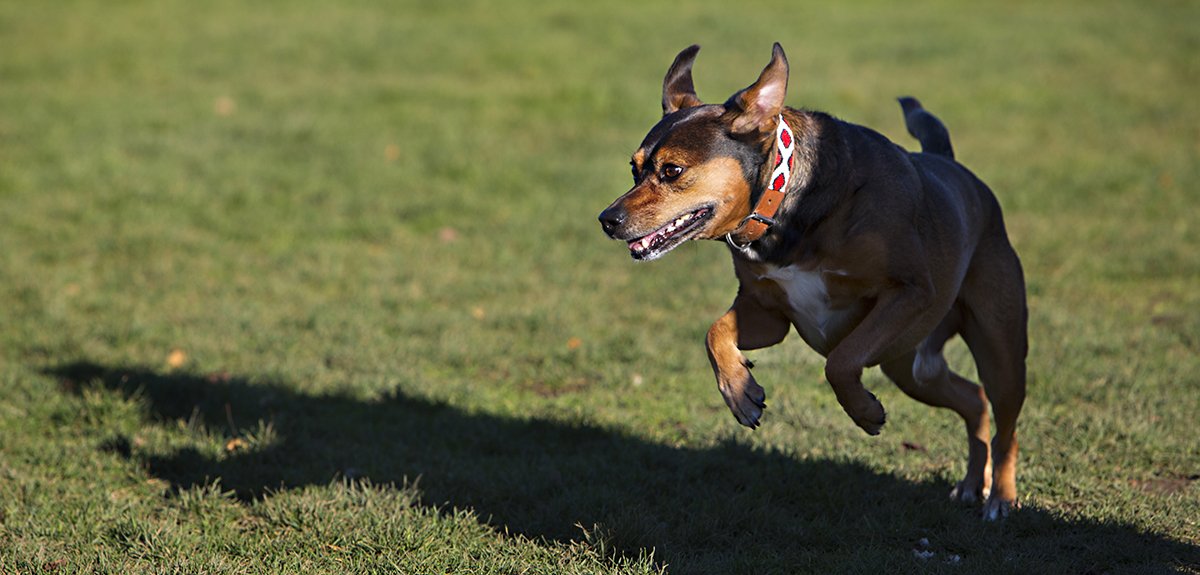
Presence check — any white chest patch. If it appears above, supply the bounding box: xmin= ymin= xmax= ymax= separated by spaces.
xmin=759 ymin=264 xmax=836 ymax=348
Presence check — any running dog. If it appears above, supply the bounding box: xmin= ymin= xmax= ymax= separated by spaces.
xmin=598 ymin=44 xmax=1028 ymax=520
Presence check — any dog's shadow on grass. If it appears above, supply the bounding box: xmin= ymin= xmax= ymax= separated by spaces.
xmin=49 ymin=362 xmax=1196 ymax=573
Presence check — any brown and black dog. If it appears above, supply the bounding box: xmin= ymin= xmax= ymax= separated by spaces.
xmin=599 ymin=44 xmax=1027 ymax=520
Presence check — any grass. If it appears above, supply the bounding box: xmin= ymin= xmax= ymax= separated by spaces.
xmin=1 ymin=0 xmax=1197 ymax=572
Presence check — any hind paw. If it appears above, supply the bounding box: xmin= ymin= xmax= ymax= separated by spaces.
xmin=982 ymin=494 xmax=1017 ymax=521
xmin=845 ymin=391 xmax=886 ymax=435
xmin=949 ymin=480 xmax=989 ymax=504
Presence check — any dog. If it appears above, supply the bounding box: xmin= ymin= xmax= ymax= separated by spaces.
xmin=598 ymin=44 xmax=1027 ymax=520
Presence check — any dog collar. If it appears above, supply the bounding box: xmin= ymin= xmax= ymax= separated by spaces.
xmin=726 ymin=114 xmax=795 ymax=249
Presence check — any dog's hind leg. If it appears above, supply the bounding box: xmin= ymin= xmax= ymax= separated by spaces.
xmin=880 ymin=310 xmax=992 ymax=505
xmin=959 ymin=235 xmax=1028 ymax=520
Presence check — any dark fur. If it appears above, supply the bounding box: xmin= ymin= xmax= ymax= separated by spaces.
xmin=600 ymin=44 xmax=1028 ymax=520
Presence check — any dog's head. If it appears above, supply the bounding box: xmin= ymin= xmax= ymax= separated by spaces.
xmin=598 ymin=44 xmax=790 ymax=260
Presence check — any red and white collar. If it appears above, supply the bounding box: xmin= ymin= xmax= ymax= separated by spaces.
xmin=726 ymin=114 xmax=795 ymax=248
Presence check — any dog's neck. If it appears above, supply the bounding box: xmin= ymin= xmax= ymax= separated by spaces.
xmin=730 ymin=109 xmax=836 ymax=264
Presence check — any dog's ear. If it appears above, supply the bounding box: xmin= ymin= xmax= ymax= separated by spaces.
xmin=662 ymin=45 xmax=703 ymax=115
xmin=725 ymin=43 xmax=789 ymax=135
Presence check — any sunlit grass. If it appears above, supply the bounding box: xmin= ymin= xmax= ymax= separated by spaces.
xmin=0 ymin=0 xmax=1197 ymax=572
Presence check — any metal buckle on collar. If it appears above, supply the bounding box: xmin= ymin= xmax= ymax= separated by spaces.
xmin=724 ymin=213 xmax=777 ymax=250
xmin=741 ymin=213 xmax=777 ymax=228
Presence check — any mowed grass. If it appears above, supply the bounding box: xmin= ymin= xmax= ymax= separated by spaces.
xmin=1 ymin=0 xmax=1198 ymax=572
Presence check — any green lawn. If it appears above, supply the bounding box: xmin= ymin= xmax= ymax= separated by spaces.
xmin=1 ymin=0 xmax=1198 ymax=573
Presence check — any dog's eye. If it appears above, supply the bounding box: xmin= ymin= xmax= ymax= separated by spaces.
xmin=631 ymin=161 xmax=639 ymax=181
xmin=660 ymin=163 xmax=684 ymax=181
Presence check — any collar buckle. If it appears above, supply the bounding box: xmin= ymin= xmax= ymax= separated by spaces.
xmin=725 ymin=214 xmax=777 ymax=250
xmin=741 ymin=213 xmax=777 ymax=228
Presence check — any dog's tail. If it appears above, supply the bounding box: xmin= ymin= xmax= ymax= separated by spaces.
xmin=897 ymin=97 xmax=954 ymax=159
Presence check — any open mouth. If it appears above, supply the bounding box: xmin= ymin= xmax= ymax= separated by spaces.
xmin=627 ymin=206 xmax=713 ymax=260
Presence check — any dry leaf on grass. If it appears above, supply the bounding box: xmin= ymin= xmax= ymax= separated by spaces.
xmin=214 ymin=96 xmax=236 ymax=116
xmin=166 ymin=349 xmax=187 ymax=369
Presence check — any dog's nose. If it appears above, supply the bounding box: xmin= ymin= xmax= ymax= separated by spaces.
xmin=598 ymin=207 xmax=627 ymax=238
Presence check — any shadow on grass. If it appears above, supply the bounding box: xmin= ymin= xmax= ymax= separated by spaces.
xmin=49 ymin=362 xmax=1197 ymax=574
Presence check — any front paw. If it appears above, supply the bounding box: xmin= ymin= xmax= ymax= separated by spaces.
xmin=717 ymin=367 xmax=766 ymax=429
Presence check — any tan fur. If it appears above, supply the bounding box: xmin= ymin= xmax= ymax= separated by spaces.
xmin=619 ymin=157 xmax=751 ymax=241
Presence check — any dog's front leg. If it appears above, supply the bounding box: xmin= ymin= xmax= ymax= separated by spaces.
xmin=706 ymin=293 xmax=791 ymax=428
xmin=824 ymin=284 xmax=936 ymax=435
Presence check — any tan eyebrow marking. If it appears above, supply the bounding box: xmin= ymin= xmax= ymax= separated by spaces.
xmin=646 ymin=146 xmax=698 ymax=170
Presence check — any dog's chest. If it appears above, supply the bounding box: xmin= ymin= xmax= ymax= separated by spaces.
xmin=758 ymin=264 xmax=839 ymax=351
